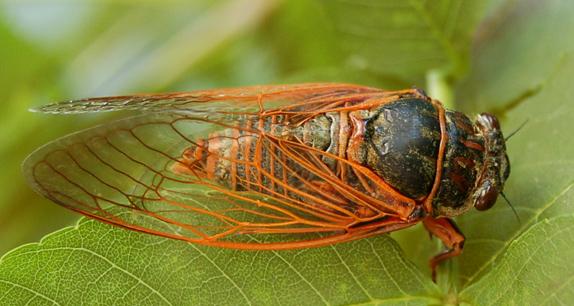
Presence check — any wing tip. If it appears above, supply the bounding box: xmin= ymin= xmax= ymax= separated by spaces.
xmin=29 ymin=100 xmax=80 ymax=114
xmin=21 ymin=151 xmax=48 ymax=200
xmin=28 ymin=105 xmax=49 ymax=113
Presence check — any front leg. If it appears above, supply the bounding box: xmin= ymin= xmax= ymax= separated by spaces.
xmin=423 ymin=217 xmax=465 ymax=282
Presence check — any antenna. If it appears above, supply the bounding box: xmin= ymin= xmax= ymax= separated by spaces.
xmin=500 ymin=192 xmax=520 ymax=224
xmin=505 ymin=119 xmax=529 ymax=141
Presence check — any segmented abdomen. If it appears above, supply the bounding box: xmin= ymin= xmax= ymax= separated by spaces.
xmin=180 ymin=112 xmax=346 ymax=195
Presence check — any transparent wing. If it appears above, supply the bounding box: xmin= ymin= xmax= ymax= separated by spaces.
xmin=24 ymin=85 xmax=418 ymax=248
xmin=34 ymin=83 xmax=381 ymax=114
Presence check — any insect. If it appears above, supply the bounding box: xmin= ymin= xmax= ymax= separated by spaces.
xmin=24 ymin=83 xmax=510 ymax=281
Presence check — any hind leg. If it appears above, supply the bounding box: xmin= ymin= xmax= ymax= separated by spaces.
xmin=423 ymin=217 xmax=465 ymax=282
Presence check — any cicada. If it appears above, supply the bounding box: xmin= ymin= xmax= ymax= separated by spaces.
xmin=23 ymin=83 xmax=510 ymax=281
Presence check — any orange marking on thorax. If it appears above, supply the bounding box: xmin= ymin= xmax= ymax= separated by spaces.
xmin=346 ymin=111 xmax=366 ymax=163
xmin=422 ymin=99 xmax=447 ymax=215
xmin=346 ymin=111 xmax=376 ymax=195
xmin=460 ymin=139 xmax=484 ymax=152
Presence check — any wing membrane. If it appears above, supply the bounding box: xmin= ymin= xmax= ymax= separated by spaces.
xmin=34 ymin=83 xmax=381 ymax=114
xmin=25 ymin=84 xmax=418 ymax=248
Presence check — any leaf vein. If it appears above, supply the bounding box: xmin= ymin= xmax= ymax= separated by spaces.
xmin=467 ymin=181 xmax=574 ymax=284
xmin=487 ymin=222 xmax=574 ymax=305
xmin=330 ymin=245 xmax=373 ymax=300
xmin=0 ymin=279 xmax=60 ymax=306
xmin=5 ymin=247 xmax=173 ymax=305
xmin=188 ymin=245 xmax=252 ymax=306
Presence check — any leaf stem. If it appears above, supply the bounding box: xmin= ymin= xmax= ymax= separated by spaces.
xmin=426 ymin=69 xmax=454 ymax=108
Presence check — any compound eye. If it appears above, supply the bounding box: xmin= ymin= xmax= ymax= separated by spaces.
xmin=479 ymin=113 xmax=500 ymax=129
xmin=475 ymin=183 xmax=499 ymax=211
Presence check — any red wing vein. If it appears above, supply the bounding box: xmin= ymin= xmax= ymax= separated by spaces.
xmin=84 ymin=138 xmax=159 ymax=196
xmin=27 ymin=85 xmax=431 ymax=247
xmin=258 ymin=138 xmax=359 ymax=219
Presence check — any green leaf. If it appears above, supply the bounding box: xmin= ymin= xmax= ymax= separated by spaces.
xmin=460 ymin=215 xmax=574 ymax=305
xmin=320 ymin=0 xmax=495 ymax=84
xmin=0 ymin=219 xmax=440 ymax=305
xmin=454 ymin=29 xmax=574 ymax=291
xmin=457 ymin=0 xmax=574 ymax=113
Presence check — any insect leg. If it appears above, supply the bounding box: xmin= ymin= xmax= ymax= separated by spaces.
xmin=422 ymin=217 xmax=465 ymax=282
